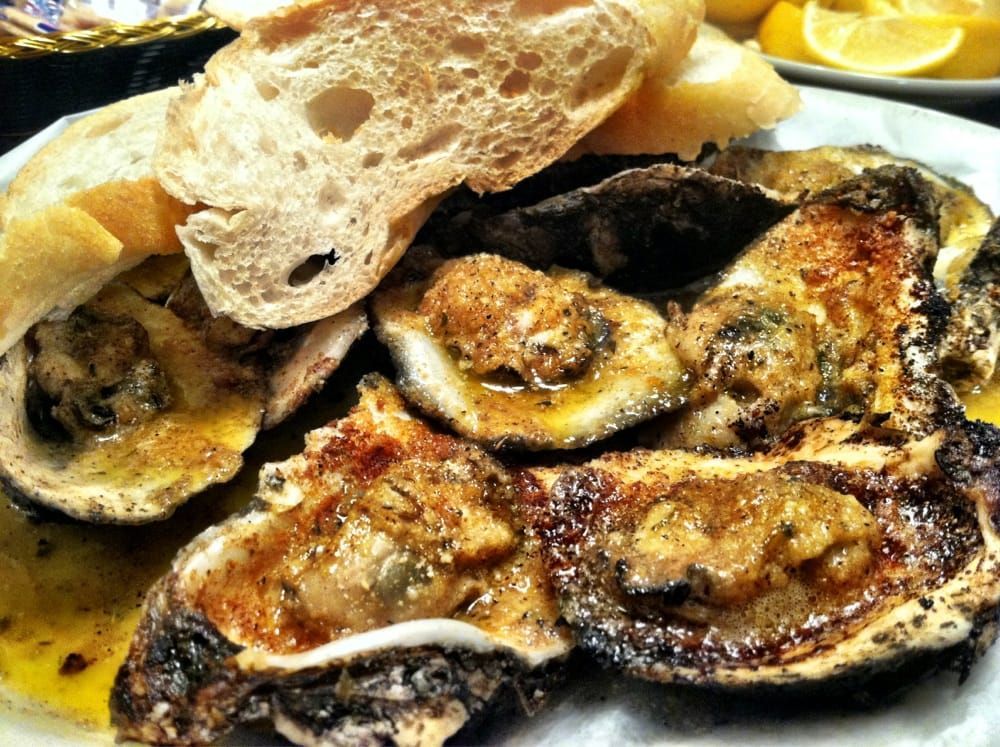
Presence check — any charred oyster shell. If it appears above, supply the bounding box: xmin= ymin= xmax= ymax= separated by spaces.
xmin=372 ymin=251 xmax=688 ymax=451
xmin=709 ymin=144 xmax=995 ymax=296
xmin=111 ymin=375 xmax=571 ymax=745
xmin=423 ymin=162 xmax=793 ymax=292
xmin=940 ymin=218 xmax=1000 ymax=390
xmin=527 ymin=415 xmax=1000 ymax=693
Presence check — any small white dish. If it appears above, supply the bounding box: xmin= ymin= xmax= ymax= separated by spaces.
xmin=764 ymin=54 xmax=1000 ymax=105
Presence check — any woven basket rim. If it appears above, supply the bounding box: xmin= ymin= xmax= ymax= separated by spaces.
xmin=0 ymin=11 xmax=226 ymax=60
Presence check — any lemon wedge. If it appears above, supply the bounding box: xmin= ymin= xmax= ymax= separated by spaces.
xmin=759 ymin=1 xmax=814 ymax=61
xmin=911 ymin=13 xmax=1000 ymax=76
xmin=802 ymin=1 xmax=965 ymax=74
xmin=706 ymin=0 xmax=777 ymax=24
xmin=896 ymin=0 xmax=983 ymax=13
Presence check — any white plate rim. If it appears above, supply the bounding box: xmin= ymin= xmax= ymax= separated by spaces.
xmin=764 ymin=54 xmax=1000 ymax=100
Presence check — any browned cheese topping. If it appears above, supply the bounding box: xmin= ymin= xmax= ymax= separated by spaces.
xmin=669 ymin=300 xmax=824 ymax=448
xmin=28 ymin=308 xmax=170 ymax=441
xmin=419 ymin=254 xmax=600 ymax=386
xmin=614 ymin=471 xmax=879 ymax=617
xmin=663 ymin=186 xmax=942 ymax=449
xmin=191 ymin=378 xmax=564 ymax=654
xmin=279 ymin=448 xmax=518 ymax=634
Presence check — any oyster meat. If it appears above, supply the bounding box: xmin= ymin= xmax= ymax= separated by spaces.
xmin=112 ymin=375 xmax=571 ymax=745
xmin=528 ymin=414 xmax=1000 ymax=692
xmin=372 ymin=251 xmax=688 ymax=450
xmin=659 ymin=165 xmax=957 ymax=450
xmin=710 ymin=146 xmax=1000 ymax=392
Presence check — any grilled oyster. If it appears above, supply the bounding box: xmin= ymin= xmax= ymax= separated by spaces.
xmin=940 ymin=218 xmax=1000 ymax=390
xmin=112 ymin=375 xmax=571 ymax=745
xmin=0 ymin=282 xmax=264 ymax=523
xmin=709 ymin=145 xmax=1000 ymax=390
xmin=372 ymin=251 xmax=688 ymax=451
xmin=658 ymin=165 xmax=957 ymax=450
xmin=527 ymin=414 xmax=1000 ymax=693
xmin=709 ymin=145 xmax=995 ymax=296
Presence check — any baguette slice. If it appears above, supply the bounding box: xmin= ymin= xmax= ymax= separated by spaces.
xmin=202 ymin=0 xmax=295 ymax=28
xmin=1 ymin=87 xmax=179 ymax=230
xmin=0 ymin=87 xmax=194 ymax=357
xmin=156 ymin=0 xmax=662 ymax=329
xmin=580 ymin=23 xmax=801 ymax=160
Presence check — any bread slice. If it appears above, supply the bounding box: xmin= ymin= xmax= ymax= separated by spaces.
xmin=1 ymin=87 xmax=179 ymax=230
xmin=202 ymin=0 xmax=295 ymax=29
xmin=156 ymin=0 xmax=664 ymax=329
xmin=580 ymin=23 xmax=801 ymax=161
xmin=0 ymin=205 xmax=123 ymax=356
xmin=0 ymin=87 xmax=194 ymax=357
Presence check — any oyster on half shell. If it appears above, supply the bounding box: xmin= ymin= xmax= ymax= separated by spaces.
xmin=658 ymin=166 xmax=957 ymax=451
xmin=112 ymin=375 xmax=572 ymax=745
xmin=0 ymin=282 xmax=265 ymax=523
xmin=372 ymin=251 xmax=688 ymax=451
xmin=526 ymin=414 xmax=1000 ymax=694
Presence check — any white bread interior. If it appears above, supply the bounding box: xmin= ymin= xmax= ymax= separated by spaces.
xmin=156 ymin=0 xmax=662 ymax=329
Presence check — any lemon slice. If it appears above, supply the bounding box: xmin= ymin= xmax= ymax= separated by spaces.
xmin=758 ymin=1 xmax=813 ymax=61
xmin=802 ymin=1 xmax=965 ymax=74
xmin=706 ymin=0 xmax=777 ymax=24
xmin=896 ymin=0 xmax=983 ymax=13
xmin=911 ymin=13 xmax=1000 ymax=76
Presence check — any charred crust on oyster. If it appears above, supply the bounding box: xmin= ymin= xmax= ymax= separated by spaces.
xmin=532 ymin=419 xmax=1000 ymax=694
xmin=814 ymin=166 xmax=941 ymax=237
xmin=111 ymin=375 xmax=572 ymax=744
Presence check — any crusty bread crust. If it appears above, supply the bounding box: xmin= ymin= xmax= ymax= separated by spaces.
xmin=1 ymin=88 xmax=179 ymax=231
xmin=156 ymin=0 xmax=659 ymax=329
xmin=66 ymin=178 xmax=195 ymax=259
xmin=0 ymin=205 xmax=123 ymax=355
xmin=202 ymin=0 xmax=293 ymax=29
xmin=581 ymin=23 xmax=801 ymax=161
xmin=0 ymin=87 xmax=195 ymax=357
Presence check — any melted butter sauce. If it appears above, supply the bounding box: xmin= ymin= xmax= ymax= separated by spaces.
xmin=0 ymin=352 xmax=363 ymax=731
xmin=0 ymin=470 xmax=257 ymax=728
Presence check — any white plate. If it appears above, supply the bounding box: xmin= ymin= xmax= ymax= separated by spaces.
xmin=2 ymin=85 xmax=1000 ymax=746
xmin=765 ymin=54 xmax=1000 ymax=105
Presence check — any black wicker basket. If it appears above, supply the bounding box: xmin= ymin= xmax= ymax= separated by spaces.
xmin=1 ymin=13 xmax=236 ymax=145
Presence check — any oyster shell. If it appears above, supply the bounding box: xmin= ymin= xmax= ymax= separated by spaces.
xmin=111 ymin=375 xmax=571 ymax=745
xmin=709 ymin=144 xmax=995 ymax=297
xmin=658 ymin=165 xmax=958 ymax=450
xmin=0 ymin=282 xmax=264 ymax=523
xmin=527 ymin=414 xmax=1000 ymax=692
xmin=372 ymin=251 xmax=688 ymax=451
xmin=263 ymin=303 xmax=368 ymax=430
xmin=940 ymin=218 xmax=1000 ymax=390
xmin=423 ymin=162 xmax=793 ymax=292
